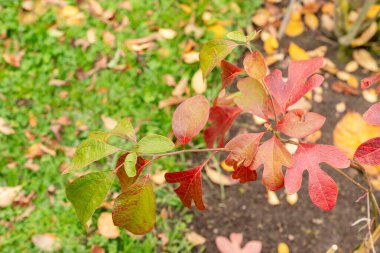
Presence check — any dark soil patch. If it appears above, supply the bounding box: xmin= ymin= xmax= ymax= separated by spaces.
xmin=190 ymin=24 xmax=380 ymax=252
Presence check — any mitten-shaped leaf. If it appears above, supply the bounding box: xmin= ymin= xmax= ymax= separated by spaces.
xmin=253 ymin=136 xmax=293 ymax=191
xmin=363 ymin=102 xmax=380 ymax=125
xmin=265 ymin=57 xmax=324 ymax=112
xmin=172 ymin=95 xmax=210 ymax=145
xmin=137 ymin=134 xmax=175 ymax=154
xmin=361 ymin=74 xmax=380 ymax=91
xmin=165 ymin=160 xmax=210 ymax=210
xmin=221 ymin=60 xmax=244 ymax=89
xmin=285 ymin=143 xmax=350 ymax=210
xmin=243 ymin=50 xmax=267 ymax=80
xmin=234 ymin=77 xmax=272 ymax=120
xmin=67 ymin=139 xmax=120 ymax=173
xmin=200 ymin=39 xmax=238 ymax=79
xmin=232 ymin=166 xmax=258 ymax=184
xmin=276 ymin=109 xmax=326 ymax=138
xmin=225 ymin=133 xmax=264 ymax=170
xmin=66 ymin=171 xmax=114 ymax=226
xmin=116 ymin=153 xmax=150 ymax=192
xmin=215 ymin=232 xmax=262 ymax=253
xmin=354 ymin=137 xmax=380 ymax=165
xmin=204 ymin=106 xmax=242 ymax=148
xmin=112 ymin=176 xmax=155 ymax=235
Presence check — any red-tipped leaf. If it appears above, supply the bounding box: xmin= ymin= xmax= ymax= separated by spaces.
xmin=354 ymin=137 xmax=380 ymax=165
xmin=285 ymin=143 xmax=350 ymax=210
xmin=276 ymin=109 xmax=326 ymax=138
xmin=221 ymin=60 xmax=244 ymax=89
xmin=243 ymin=50 xmax=267 ymax=80
xmin=172 ymin=95 xmax=210 ymax=144
xmin=116 ymin=153 xmax=150 ymax=192
xmin=204 ymin=106 xmax=242 ymax=148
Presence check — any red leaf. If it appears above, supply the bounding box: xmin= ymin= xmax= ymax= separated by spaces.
xmin=354 ymin=137 xmax=380 ymax=165
xmin=361 ymin=74 xmax=380 ymax=91
xmin=285 ymin=143 xmax=350 ymax=210
xmin=243 ymin=50 xmax=267 ymax=80
xmin=235 ymin=77 xmax=279 ymax=120
xmin=116 ymin=153 xmax=150 ymax=191
xmin=232 ymin=167 xmax=257 ymax=184
xmin=225 ymin=133 xmax=264 ymax=170
xmin=204 ymin=106 xmax=242 ymax=148
xmin=276 ymin=109 xmax=326 ymax=138
xmin=264 ymin=57 xmax=324 ymax=112
xmin=172 ymin=95 xmax=210 ymax=144
xmin=363 ymin=102 xmax=380 ymax=125
xmin=253 ymin=136 xmax=293 ymax=191
xmin=221 ymin=60 xmax=244 ymax=89
xmin=165 ymin=159 xmax=211 ymax=210
xmin=215 ymin=232 xmax=262 ymax=253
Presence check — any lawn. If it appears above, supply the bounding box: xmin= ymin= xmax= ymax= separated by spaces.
xmin=0 ymin=0 xmax=262 ymax=252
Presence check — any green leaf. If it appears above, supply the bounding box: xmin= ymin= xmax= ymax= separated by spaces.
xmin=137 ymin=134 xmax=174 ymax=154
xmin=199 ymin=39 xmax=238 ymax=79
xmin=112 ymin=176 xmax=156 ymax=235
xmin=88 ymin=131 xmax=112 ymax=142
xmin=226 ymin=31 xmax=246 ymax=43
xmin=67 ymin=139 xmax=120 ymax=173
xmin=124 ymin=152 xmax=137 ymax=177
xmin=246 ymin=31 xmax=257 ymax=41
xmin=111 ymin=119 xmax=136 ymax=142
xmin=66 ymin=171 xmax=114 ymax=226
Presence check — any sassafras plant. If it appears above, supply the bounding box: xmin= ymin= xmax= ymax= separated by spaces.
xmin=64 ymin=31 xmax=380 ymax=250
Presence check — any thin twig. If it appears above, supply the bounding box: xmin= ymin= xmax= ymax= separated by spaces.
xmin=139 ymin=148 xmax=227 ymax=158
xmin=331 ymin=166 xmax=369 ymax=192
xmin=277 ymin=0 xmax=296 ymax=39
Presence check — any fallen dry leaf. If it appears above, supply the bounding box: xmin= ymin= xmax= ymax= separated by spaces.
xmin=90 ymin=245 xmax=105 ymax=253
xmin=353 ymin=49 xmax=379 ymax=72
xmin=158 ymin=97 xmax=187 ymax=109
xmin=182 ymin=51 xmax=199 ymax=64
xmin=304 ymin=13 xmax=319 ymax=30
xmin=151 ymin=170 xmax=167 ymax=185
xmin=172 ymin=77 xmax=188 ymax=97
xmin=267 ymin=190 xmax=280 ymax=205
xmin=97 ymin=212 xmax=120 ymax=239
xmin=289 ymin=42 xmax=309 ymax=61
xmin=216 ymin=232 xmax=262 ymax=253
xmin=32 ymin=233 xmax=62 ymax=252
xmin=286 ymin=193 xmax=298 ymax=205
xmin=101 ymin=115 xmax=117 ymax=130
xmin=278 ymin=242 xmax=290 ymax=253
xmin=158 ymin=28 xmax=177 ymax=40
xmin=285 ymin=12 xmax=304 ymax=37
xmin=352 ymin=22 xmax=377 ymax=47
xmin=321 ymin=14 xmax=334 ymax=32
xmin=0 ymin=185 xmax=22 ymax=207
xmin=205 ymin=166 xmax=237 ymax=186
xmin=263 ymin=34 xmax=279 ymax=55
xmin=3 ymin=51 xmax=25 ymax=67
xmin=186 ymin=231 xmax=206 ymax=246
xmin=102 ymin=31 xmax=115 ymax=47
xmin=191 ymin=69 xmax=206 ymax=94
xmin=362 ymin=89 xmax=378 ymax=103
xmin=0 ymin=117 xmax=15 ymax=135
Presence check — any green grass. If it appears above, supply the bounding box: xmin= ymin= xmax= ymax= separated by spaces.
xmin=0 ymin=0 xmax=262 ymax=252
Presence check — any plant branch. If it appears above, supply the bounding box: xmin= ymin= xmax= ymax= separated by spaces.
xmin=277 ymin=0 xmax=296 ymax=39
xmin=338 ymin=0 xmax=375 ymax=45
xmin=331 ymin=165 xmax=369 ymax=192
xmin=140 ymin=148 xmax=228 ymax=158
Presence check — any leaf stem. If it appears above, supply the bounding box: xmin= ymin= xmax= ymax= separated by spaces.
xmin=259 ymin=78 xmax=278 ymax=124
xmin=330 ymin=165 xmax=369 ymax=193
xmin=140 ymin=148 xmax=228 ymax=158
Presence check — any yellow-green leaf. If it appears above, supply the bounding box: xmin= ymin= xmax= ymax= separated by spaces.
xmin=137 ymin=134 xmax=175 ymax=154
xmin=124 ymin=152 xmax=137 ymax=177
xmin=226 ymin=31 xmax=246 ymax=43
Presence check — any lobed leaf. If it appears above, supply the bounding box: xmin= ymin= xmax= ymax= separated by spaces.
xmin=243 ymin=50 xmax=267 ymax=80
xmin=67 ymin=139 xmax=120 ymax=173
xmin=172 ymin=95 xmax=210 ymax=145
xmin=234 ymin=77 xmax=272 ymax=120
xmin=137 ymin=134 xmax=175 ymax=154
xmin=115 ymin=153 xmax=150 ymax=191
xmin=354 ymin=137 xmax=380 ymax=165
xmin=253 ymin=136 xmax=293 ymax=191
xmin=276 ymin=109 xmax=326 ymax=138
xmin=165 ymin=162 xmax=208 ymax=210
xmin=124 ymin=152 xmax=137 ymax=177
xmin=199 ymin=39 xmax=238 ymax=79
xmin=204 ymin=106 xmax=242 ymax=148
xmin=220 ymin=60 xmax=244 ymax=89
xmin=265 ymin=57 xmax=324 ymax=112
xmin=66 ymin=171 xmax=114 ymax=226
xmin=112 ymin=176 xmax=156 ymax=235
xmin=231 ymin=166 xmax=258 ymax=184
xmin=285 ymin=143 xmax=350 ymax=210
xmin=363 ymin=102 xmax=380 ymax=125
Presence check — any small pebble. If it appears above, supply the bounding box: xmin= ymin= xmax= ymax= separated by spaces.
xmin=267 ymin=190 xmax=280 ymax=205
xmin=363 ymin=89 xmax=378 ymax=103
xmin=335 ymin=102 xmax=346 ymax=113
xmin=345 ymin=61 xmax=359 ymax=72
xmin=314 ymin=86 xmax=323 ymax=94
xmin=314 ymin=93 xmax=323 ymax=103
xmin=337 ymin=71 xmax=350 ymax=81
xmin=286 ymin=193 xmax=298 ymax=205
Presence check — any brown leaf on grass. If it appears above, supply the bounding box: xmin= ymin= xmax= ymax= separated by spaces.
xmin=182 ymin=51 xmax=199 ymax=64
xmin=28 ymin=112 xmax=37 ymax=128
xmin=352 ymin=22 xmax=377 ymax=47
xmin=101 ymin=115 xmax=117 ymax=130
xmin=163 ymin=74 xmax=176 ymax=87
xmin=151 ymin=170 xmax=167 ymax=185
xmin=3 ymin=50 xmax=25 ymax=67
xmin=0 ymin=186 xmax=22 ymax=207
xmin=14 ymin=190 xmax=37 ymax=207
xmin=90 ymin=245 xmax=105 ymax=253
xmin=32 ymin=233 xmax=62 ymax=252
xmin=192 ymin=69 xmax=206 ymax=94
xmin=158 ymin=28 xmax=177 ymax=40
xmin=186 ymin=231 xmax=206 ymax=246
xmin=102 ymin=31 xmax=115 ymax=47
xmin=88 ymin=0 xmax=104 ymax=16
xmin=97 ymin=212 xmax=120 ymax=239
xmin=25 ymin=159 xmax=40 ymax=171
xmin=26 ymin=143 xmax=56 ymax=158
xmin=0 ymin=117 xmax=15 ymax=135
xmin=158 ymin=233 xmax=169 ymax=246
xmin=49 ymin=79 xmax=69 ymax=87
xmin=158 ymin=97 xmax=187 ymax=109
xmin=58 ymin=5 xmax=85 ymax=26
xmin=172 ymin=77 xmax=188 ymax=97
